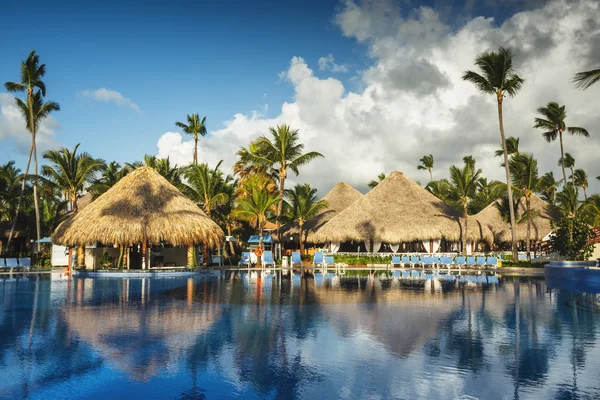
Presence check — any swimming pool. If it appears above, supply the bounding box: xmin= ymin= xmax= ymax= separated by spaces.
xmin=1 ymin=271 xmax=599 ymax=399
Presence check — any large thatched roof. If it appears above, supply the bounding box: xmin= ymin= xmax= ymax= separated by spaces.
xmin=313 ymin=171 xmax=492 ymax=244
xmin=475 ymin=194 xmax=559 ymax=243
xmin=282 ymin=182 xmax=363 ymax=242
xmin=52 ymin=167 xmax=223 ymax=246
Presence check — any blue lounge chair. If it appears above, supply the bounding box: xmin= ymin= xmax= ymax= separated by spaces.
xmin=262 ymin=251 xmax=275 ymax=268
xmin=391 ymin=256 xmax=402 ymax=268
xmin=6 ymin=258 xmax=18 ymax=272
xmin=421 ymin=256 xmax=432 ymax=267
xmin=440 ymin=256 xmax=453 ymax=269
xmin=410 ymin=256 xmax=422 ymax=268
xmin=401 ymin=256 xmax=411 ymax=267
xmin=0 ymin=258 xmax=6 ymax=271
xmin=487 ymin=257 xmax=498 ymax=268
xmin=431 ymin=256 xmax=440 ymax=268
xmin=454 ymin=256 xmax=466 ymax=269
xmin=411 ymin=270 xmax=421 ymax=279
xmin=476 ymin=256 xmax=487 ymax=267
xmin=312 ymin=251 xmax=323 ymax=268
xmin=466 ymin=257 xmax=476 ymax=267
xmin=402 ymin=270 xmax=410 ymax=278
xmin=324 ymin=256 xmax=335 ymax=267
xmin=291 ymin=252 xmax=302 ymax=268
xmin=18 ymin=257 xmax=31 ymax=271
xmin=239 ymin=252 xmax=251 ymax=267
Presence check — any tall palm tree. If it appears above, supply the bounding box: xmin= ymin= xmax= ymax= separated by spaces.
xmin=462 ymin=47 xmax=524 ymax=261
xmin=285 ymin=184 xmax=328 ymax=252
xmin=247 ymin=125 xmax=323 ymax=242
xmin=555 ymin=185 xmax=581 ymax=218
xmin=5 ymin=51 xmax=57 ymax=251
xmin=212 ymin=179 xmax=239 ymax=256
xmin=426 ymin=179 xmax=451 ymax=203
xmin=534 ymin=102 xmax=589 ymax=185
xmin=417 ymin=155 xmax=434 ymax=181
xmin=581 ymin=195 xmax=600 ymax=226
xmin=184 ymin=161 xmax=230 ymax=218
xmin=89 ymin=161 xmax=130 ymax=198
xmin=573 ymin=169 xmax=589 ymax=200
xmin=175 ymin=114 xmax=207 ymax=165
xmin=41 ymin=144 xmax=105 ymax=212
xmin=537 ymin=172 xmax=562 ymax=205
xmin=573 ymin=67 xmax=600 ymax=90
xmin=494 ymin=136 xmax=519 ymax=157
xmin=509 ymin=153 xmax=541 ymax=261
xmin=0 ymin=161 xmax=24 ymax=223
xmin=130 ymin=155 xmax=185 ymax=190
xmin=447 ymin=157 xmax=482 ymax=254
xmin=233 ymin=186 xmax=280 ymax=264
xmin=368 ymin=173 xmax=386 ymax=189
xmin=557 ymin=152 xmax=576 ymax=188
xmin=470 ymin=177 xmax=504 ymax=214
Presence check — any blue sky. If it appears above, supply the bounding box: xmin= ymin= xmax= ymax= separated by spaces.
xmin=1 ymin=0 xmax=598 ymax=195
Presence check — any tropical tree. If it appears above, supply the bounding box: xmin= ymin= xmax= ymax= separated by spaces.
xmin=89 ymin=161 xmax=130 ymax=198
xmin=175 ymin=114 xmax=207 ymax=164
xmin=368 ymin=173 xmax=386 ymax=189
xmin=538 ymin=172 xmax=562 ymax=205
xmin=286 ymin=184 xmax=328 ymax=252
xmin=573 ymin=67 xmax=600 ymax=90
xmin=41 ymin=144 xmax=105 ymax=212
xmin=534 ymin=102 xmax=589 ymax=185
xmin=555 ymin=185 xmax=581 ymax=218
xmin=244 ymin=125 xmax=323 ymax=242
xmin=509 ymin=153 xmax=541 ymax=261
xmin=184 ymin=161 xmax=231 ymax=217
xmin=494 ymin=136 xmax=519 ymax=157
xmin=447 ymin=157 xmax=482 ymax=253
xmin=233 ymin=186 xmax=280 ymax=264
xmin=0 ymin=161 xmax=25 ymax=223
xmin=426 ymin=179 xmax=451 ymax=203
xmin=582 ymin=195 xmax=600 ymax=226
xmin=417 ymin=155 xmax=434 ymax=181
xmin=470 ymin=178 xmax=504 ymax=214
xmin=557 ymin=152 xmax=576 ymax=187
xmin=5 ymin=51 xmax=59 ymax=249
xmin=462 ymin=47 xmax=524 ymax=261
xmin=129 ymin=155 xmax=185 ymax=190
xmin=212 ymin=179 xmax=240 ymax=256
xmin=573 ymin=169 xmax=589 ymax=200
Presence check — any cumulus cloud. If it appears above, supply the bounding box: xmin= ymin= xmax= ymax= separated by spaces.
xmin=0 ymin=93 xmax=61 ymax=156
xmin=318 ymin=54 xmax=349 ymax=73
xmin=157 ymin=0 xmax=600 ymax=197
xmin=79 ymin=88 xmax=140 ymax=112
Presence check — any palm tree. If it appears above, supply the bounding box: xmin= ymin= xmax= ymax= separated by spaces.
xmin=417 ymin=155 xmax=434 ymax=181
xmin=0 ymin=161 xmax=24 ymax=224
xmin=573 ymin=67 xmax=600 ymax=90
xmin=246 ymin=125 xmax=323 ymax=242
xmin=89 ymin=161 xmax=130 ymax=198
xmin=537 ymin=172 xmax=562 ymax=205
xmin=494 ymin=136 xmax=520 ymax=157
xmin=233 ymin=186 xmax=280 ymax=264
xmin=447 ymin=157 xmax=482 ymax=254
xmin=212 ymin=179 xmax=239 ymax=256
xmin=470 ymin=178 xmax=504 ymax=214
xmin=426 ymin=179 xmax=451 ymax=203
xmin=534 ymin=102 xmax=589 ymax=185
xmin=509 ymin=153 xmax=541 ymax=261
xmin=286 ymin=184 xmax=328 ymax=252
xmin=573 ymin=169 xmax=588 ymax=200
xmin=557 ymin=152 xmax=576 ymax=187
xmin=175 ymin=114 xmax=207 ymax=165
xmin=42 ymin=144 xmax=105 ymax=212
xmin=130 ymin=155 xmax=185 ymax=190
xmin=462 ymin=47 xmax=524 ymax=261
xmin=368 ymin=173 xmax=386 ymax=189
xmin=555 ymin=185 xmax=581 ymax=218
xmin=184 ymin=161 xmax=230 ymax=218
xmin=581 ymin=195 xmax=600 ymax=226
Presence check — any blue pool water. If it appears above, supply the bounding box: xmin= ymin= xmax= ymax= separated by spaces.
xmin=1 ymin=270 xmax=600 ymax=399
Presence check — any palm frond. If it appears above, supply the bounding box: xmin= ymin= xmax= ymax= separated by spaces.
xmin=572 ymin=68 xmax=600 ymax=90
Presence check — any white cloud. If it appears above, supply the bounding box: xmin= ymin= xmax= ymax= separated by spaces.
xmin=0 ymin=93 xmax=61 ymax=157
xmin=318 ymin=54 xmax=349 ymax=73
xmin=156 ymin=0 xmax=600 ymax=197
xmin=79 ymin=88 xmax=140 ymax=112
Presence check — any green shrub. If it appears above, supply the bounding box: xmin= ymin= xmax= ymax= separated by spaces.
xmin=500 ymin=260 xmax=545 ymax=268
xmin=550 ymin=215 xmax=594 ymax=261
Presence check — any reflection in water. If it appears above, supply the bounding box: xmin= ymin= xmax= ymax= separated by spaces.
xmin=1 ymin=272 xmax=600 ymax=399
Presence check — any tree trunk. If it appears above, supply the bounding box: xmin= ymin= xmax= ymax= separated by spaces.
xmin=227 ymin=226 xmax=235 ymax=255
xmin=583 ymin=186 xmax=587 ymax=200
xmin=276 ymin=170 xmax=285 ymax=244
xmin=33 ymin=140 xmax=41 ymax=253
xmin=194 ymin=134 xmax=198 ymax=165
xmin=187 ymin=246 xmax=195 ymax=267
xmin=429 ymin=169 xmax=433 ymax=182
xmin=526 ymin=198 xmax=531 ymax=262
xmin=559 ymin=130 xmax=567 ymax=186
xmin=462 ymin=208 xmax=468 ymax=255
xmin=498 ymin=96 xmax=519 ymax=262
xmin=570 ymin=167 xmax=575 ymax=188
xmin=258 ymin=224 xmax=264 ymax=265
xmin=6 ymin=145 xmax=34 ymax=251
xmin=299 ymin=221 xmax=304 ymax=254
xmin=77 ymin=245 xmax=85 ymax=268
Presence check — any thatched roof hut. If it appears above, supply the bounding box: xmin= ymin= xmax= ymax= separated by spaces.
xmin=475 ymin=194 xmax=559 ymax=243
xmin=283 ymin=182 xmax=363 ymax=242
xmin=313 ymin=171 xmax=492 ymax=244
xmin=52 ymin=167 xmax=223 ymax=246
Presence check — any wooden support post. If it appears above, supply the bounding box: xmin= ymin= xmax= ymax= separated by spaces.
xmin=77 ymin=245 xmax=85 ymax=269
xmin=142 ymin=241 xmax=147 ymax=270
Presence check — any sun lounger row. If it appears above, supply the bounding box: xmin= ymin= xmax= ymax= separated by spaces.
xmin=0 ymin=257 xmax=32 ymax=272
xmin=390 ymin=255 xmax=499 ymax=269
xmin=239 ymin=251 xmax=276 ymax=268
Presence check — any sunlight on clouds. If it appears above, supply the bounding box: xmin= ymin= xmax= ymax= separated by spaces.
xmin=79 ymin=88 xmax=141 ymax=112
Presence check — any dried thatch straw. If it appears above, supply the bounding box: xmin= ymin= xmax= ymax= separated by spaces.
xmin=313 ymin=171 xmax=492 ymax=244
xmin=52 ymin=167 xmax=223 ymax=246
xmin=475 ymin=194 xmax=558 ymax=243
xmin=282 ymin=182 xmax=363 ymax=242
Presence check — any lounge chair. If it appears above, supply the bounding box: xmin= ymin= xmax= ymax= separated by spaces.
xmin=6 ymin=258 xmax=19 ymax=272
xmin=402 ymin=270 xmax=410 ymax=279
xmin=410 ymin=256 xmax=422 ymax=268
xmin=466 ymin=256 xmax=476 ymax=268
xmin=0 ymin=258 xmax=6 ymax=271
xmin=487 ymin=257 xmax=499 ymax=269
xmin=421 ymin=256 xmax=432 ymax=267
xmin=440 ymin=256 xmax=454 ymax=269
xmin=411 ymin=270 xmax=421 ymax=279
xmin=239 ymin=252 xmax=251 ymax=267
xmin=324 ymin=256 xmax=335 ymax=268
xmin=18 ymin=257 xmax=31 ymax=271
xmin=390 ymin=256 xmax=402 ymax=268
xmin=401 ymin=255 xmax=411 ymax=268
xmin=454 ymin=256 xmax=466 ymax=269
xmin=431 ymin=256 xmax=440 ymax=268
xmin=476 ymin=256 xmax=487 ymax=267
xmin=312 ymin=251 xmax=324 ymax=268
xmin=291 ymin=252 xmax=302 ymax=268
xmin=262 ymin=251 xmax=276 ymax=268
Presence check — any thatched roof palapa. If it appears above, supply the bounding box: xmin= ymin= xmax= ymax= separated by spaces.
xmin=283 ymin=182 xmax=363 ymax=242
xmin=52 ymin=167 xmax=223 ymax=246
xmin=475 ymin=194 xmax=559 ymax=243
xmin=313 ymin=171 xmax=492 ymax=244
